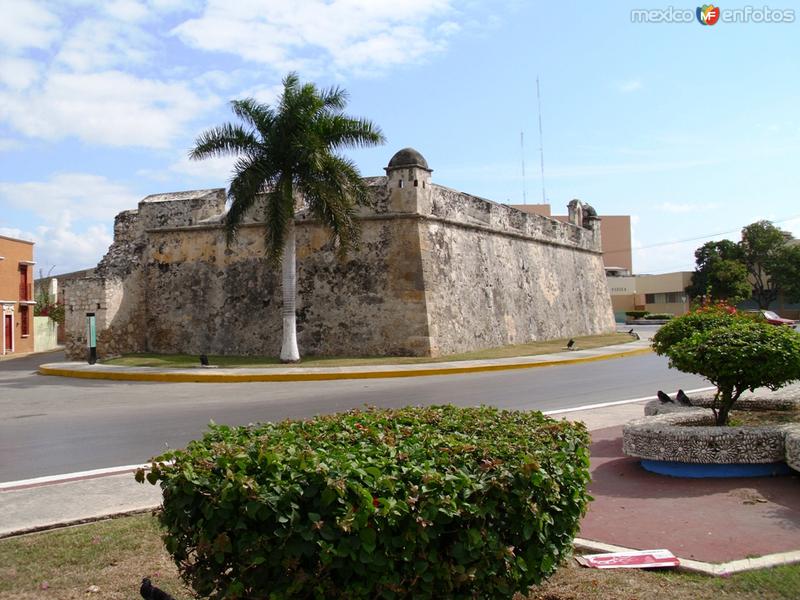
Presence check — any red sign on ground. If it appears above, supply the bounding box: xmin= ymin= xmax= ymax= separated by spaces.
xmin=576 ymin=549 xmax=680 ymax=569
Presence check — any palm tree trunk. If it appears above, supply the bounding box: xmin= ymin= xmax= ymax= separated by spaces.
xmin=280 ymin=219 xmax=300 ymax=362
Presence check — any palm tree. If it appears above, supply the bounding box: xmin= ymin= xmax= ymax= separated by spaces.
xmin=189 ymin=73 xmax=385 ymax=362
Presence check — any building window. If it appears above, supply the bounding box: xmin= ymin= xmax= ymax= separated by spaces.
xmin=644 ymin=291 xmax=685 ymax=305
xmin=19 ymin=265 xmax=30 ymax=301
xmin=20 ymin=305 xmax=29 ymax=336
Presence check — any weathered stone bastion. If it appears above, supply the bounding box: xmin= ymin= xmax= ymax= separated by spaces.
xmin=63 ymin=148 xmax=616 ymax=359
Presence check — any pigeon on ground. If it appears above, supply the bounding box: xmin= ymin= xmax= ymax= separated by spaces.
xmin=566 ymin=339 xmax=575 ymax=350
xmin=657 ymin=390 xmax=674 ymax=403
xmin=676 ymin=389 xmax=692 ymax=406
xmin=140 ymin=578 xmax=176 ymax=600
xmin=628 ymin=329 xmax=640 ymax=340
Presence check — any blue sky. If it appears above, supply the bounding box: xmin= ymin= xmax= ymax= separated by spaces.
xmin=1 ymin=0 xmax=799 ymax=276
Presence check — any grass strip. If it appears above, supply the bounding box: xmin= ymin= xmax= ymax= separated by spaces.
xmin=104 ymin=333 xmax=636 ymax=368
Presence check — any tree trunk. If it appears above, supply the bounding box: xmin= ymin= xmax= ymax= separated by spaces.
xmin=715 ymin=386 xmax=736 ymax=425
xmin=280 ymin=219 xmax=300 ymax=362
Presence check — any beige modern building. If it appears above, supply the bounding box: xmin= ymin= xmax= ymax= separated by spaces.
xmin=606 ymin=271 xmax=692 ymax=321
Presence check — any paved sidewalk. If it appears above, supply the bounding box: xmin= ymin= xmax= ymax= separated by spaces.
xmin=38 ymin=339 xmax=652 ymax=382
xmin=0 ymin=470 xmax=160 ymax=537
xmin=0 ymin=346 xmax=65 ymax=362
xmin=580 ymin=425 xmax=800 ymax=567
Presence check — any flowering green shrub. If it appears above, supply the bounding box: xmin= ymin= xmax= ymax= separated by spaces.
xmin=138 ymin=406 xmax=591 ymax=599
xmin=653 ymin=307 xmax=800 ymax=425
xmin=651 ymin=303 xmax=738 ymax=355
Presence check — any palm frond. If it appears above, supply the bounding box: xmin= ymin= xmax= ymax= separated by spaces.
xmin=189 ymin=123 xmax=260 ymax=160
xmin=230 ymin=98 xmax=275 ymax=139
xmin=191 ymin=71 xmax=384 ymax=264
xmin=319 ymin=85 xmax=348 ymax=112
xmin=299 ymin=154 xmax=368 ymax=256
xmin=315 ymin=115 xmax=385 ymax=150
xmin=224 ymin=157 xmax=275 ymax=245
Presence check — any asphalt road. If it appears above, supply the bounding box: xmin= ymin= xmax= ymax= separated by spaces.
xmin=0 ymin=349 xmax=709 ymax=483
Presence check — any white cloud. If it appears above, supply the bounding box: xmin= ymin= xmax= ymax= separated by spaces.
xmin=0 ymin=173 xmax=140 ymax=223
xmin=619 ymin=80 xmax=642 ymax=93
xmin=0 ymin=70 xmax=218 ymax=148
xmin=146 ymin=0 xmax=202 ymax=14
xmin=1 ymin=219 xmax=111 ymax=274
xmin=172 ymin=0 xmax=457 ymax=75
xmin=102 ymin=0 xmax=152 ymax=22
xmin=34 ymin=219 xmax=114 ymax=274
xmin=237 ymin=83 xmax=284 ymax=105
xmin=0 ymin=174 xmax=139 ymax=272
xmin=0 ymin=227 xmax=33 ymax=242
xmin=55 ymin=18 xmax=155 ymax=71
xmin=0 ymin=57 xmax=42 ymax=90
xmin=194 ymin=69 xmax=242 ymax=91
xmin=140 ymin=153 xmax=236 ymax=184
xmin=0 ymin=0 xmax=61 ymax=53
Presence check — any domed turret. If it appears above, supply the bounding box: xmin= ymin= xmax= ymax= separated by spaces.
xmin=386 ymin=148 xmax=431 ymax=172
xmin=383 ymin=147 xmax=433 ymax=213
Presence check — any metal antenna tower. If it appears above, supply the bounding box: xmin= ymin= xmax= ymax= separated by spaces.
xmin=536 ymin=76 xmax=546 ymax=204
xmin=520 ymin=131 xmax=527 ymax=204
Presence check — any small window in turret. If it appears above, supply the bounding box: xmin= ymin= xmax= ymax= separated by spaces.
xmin=399 ymin=180 xmax=404 ymax=188
xmin=413 ymin=180 xmax=419 ymax=187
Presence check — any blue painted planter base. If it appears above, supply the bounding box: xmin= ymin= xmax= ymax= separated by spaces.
xmin=640 ymin=459 xmax=792 ymax=478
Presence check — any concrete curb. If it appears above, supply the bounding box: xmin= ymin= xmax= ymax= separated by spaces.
xmin=0 ymin=508 xmax=157 ymax=541
xmin=574 ymin=537 xmax=800 ymax=576
xmin=38 ymin=346 xmax=652 ymax=383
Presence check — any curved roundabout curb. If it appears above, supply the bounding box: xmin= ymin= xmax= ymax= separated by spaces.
xmin=37 ymin=346 xmax=652 ymax=383
xmin=623 ymin=398 xmax=800 ymax=477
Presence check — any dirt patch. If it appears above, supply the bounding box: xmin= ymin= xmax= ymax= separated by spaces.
xmin=728 ymin=409 xmax=800 ymax=427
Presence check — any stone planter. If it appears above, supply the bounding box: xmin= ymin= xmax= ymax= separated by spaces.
xmin=623 ymin=405 xmax=800 ymax=477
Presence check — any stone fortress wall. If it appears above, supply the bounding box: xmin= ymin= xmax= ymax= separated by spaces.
xmin=63 ymin=149 xmax=616 ymax=360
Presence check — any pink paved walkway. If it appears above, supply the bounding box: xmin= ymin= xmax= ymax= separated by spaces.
xmin=580 ymin=426 xmax=800 ymax=563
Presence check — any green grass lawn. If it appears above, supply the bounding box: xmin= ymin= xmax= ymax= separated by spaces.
xmin=0 ymin=514 xmax=797 ymax=599
xmin=103 ymin=332 xmax=637 ymax=368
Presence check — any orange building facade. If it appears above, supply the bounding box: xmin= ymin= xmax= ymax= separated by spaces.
xmin=0 ymin=235 xmax=35 ymax=355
